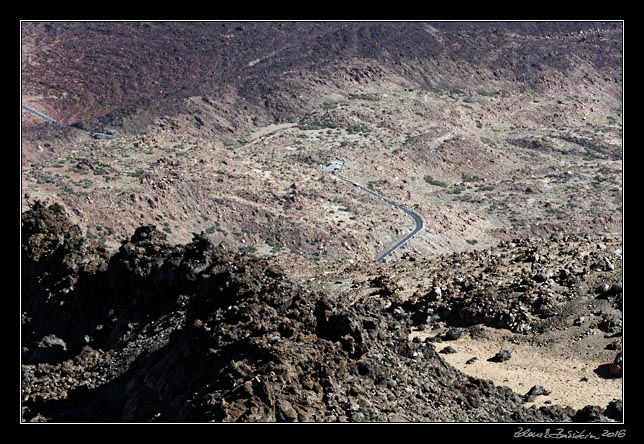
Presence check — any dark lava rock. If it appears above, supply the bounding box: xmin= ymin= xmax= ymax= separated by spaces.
xmin=598 ymin=283 xmax=622 ymax=297
xmin=19 ymin=202 xmax=583 ymax=423
xmin=601 ymin=257 xmax=615 ymax=271
xmin=572 ymin=405 xmax=606 ymax=422
xmin=443 ymin=327 xmax=462 ymax=341
xmin=604 ymin=399 xmax=622 ymax=421
xmin=524 ymin=384 xmax=551 ymax=402
xmin=440 ymin=346 xmax=457 ymax=354
xmin=30 ymin=335 xmax=68 ymax=364
xmin=605 ymin=341 xmax=621 ymax=351
xmin=21 ymin=202 xmax=111 ymax=361
xmin=609 ymin=352 xmax=622 ymax=378
xmin=488 ymin=350 xmax=512 ymax=363
xmin=597 ymin=315 xmax=619 ymax=333
xmin=533 ymin=269 xmax=553 ymax=282
xmin=465 ymin=357 xmax=478 ymax=365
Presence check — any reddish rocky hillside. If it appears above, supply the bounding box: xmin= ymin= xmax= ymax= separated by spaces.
xmin=22 ymin=22 xmax=621 ymax=144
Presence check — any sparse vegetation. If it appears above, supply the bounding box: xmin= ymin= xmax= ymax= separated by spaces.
xmin=462 ymin=174 xmax=482 ymax=183
xmin=424 ymin=175 xmax=448 ymax=188
xmin=366 ymin=179 xmax=387 ymax=194
xmin=477 ymin=90 xmax=500 ymax=97
xmin=346 ymin=124 xmax=368 ymax=134
xmin=480 ymin=137 xmax=497 ymax=148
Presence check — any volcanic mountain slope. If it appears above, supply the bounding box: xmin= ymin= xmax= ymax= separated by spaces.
xmin=21 ymin=22 xmax=623 ymax=262
xmin=21 ymin=22 xmax=623 ymax=422
xmin=21 ymin=203 xmax=621 ymax=422
xmin=21 ymin=22 xmax=622 ymax=129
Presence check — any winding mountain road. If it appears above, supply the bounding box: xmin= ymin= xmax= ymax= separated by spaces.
xmin=337 ymin=175 xmax=425 ymax=262
xmin=21 ymin=104 xmax=56 ymax=123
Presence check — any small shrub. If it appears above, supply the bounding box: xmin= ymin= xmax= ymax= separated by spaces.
xmin=462 ymin=174 xmax=482 ymax=183
xmin=347 ymin=124 xmax=368 ymax=134
xmin=466 ymin=239 xmax=478 ymax=245
xmin=424 ymin=175 xmax=448 ymax=188
xmin=480 ymin=137 xmax=497 ymax=148
xmin=477 ymin=90 xmax=500 ymax=97
xmin=163 ymin=226 xmax=172 ymax=234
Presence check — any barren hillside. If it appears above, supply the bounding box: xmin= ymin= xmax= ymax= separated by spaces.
xmin=21 ymin=21 xmax=623 ymax=423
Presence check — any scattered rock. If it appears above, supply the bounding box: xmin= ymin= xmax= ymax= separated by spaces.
xmin=31 ymin=335 xmax=68 ymax=363
xmin=533 ymin=269 xmax=553 ymax=282
xmin=20 ymin=201 xmax=619 ymax=423
xmin=39 ymin=335 xmax=67 ymax=350
xmin=605 ymin=341 xmax=621 ymax=351
xmin=603 ymin=399 xmax=622 ymax=421
xmin=597 ymin=316 xmax=619 ymax=333
xmin=572 ymin=405 xmax=606 ymax=422
xmin=524 ymin=384 xmax=551 ymax=402
xmin=440 ymin=346 xmax=457 ymax=354
xmin=602 ymin=258 xmax=615 ymax=271
xmin=488 ymin=349 xmax=512 ymax=363
xmin=443 ymin=327 xmax=462 ymax=341
xmin=609 ymin=352 xmax=622 ymax=378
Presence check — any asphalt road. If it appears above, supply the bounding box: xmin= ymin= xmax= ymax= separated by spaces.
xmin=338 ymin=175 xmax=425 ymax=262
xmin=21 ymin=104 xmax=56 ymax=123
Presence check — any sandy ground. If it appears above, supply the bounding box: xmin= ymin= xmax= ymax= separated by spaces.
xmin=411 ymin=326 xmax=622 ymax=411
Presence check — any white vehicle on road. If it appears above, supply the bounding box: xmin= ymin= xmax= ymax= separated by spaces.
xmin=321 ymin=160 xmax=344 ymax=175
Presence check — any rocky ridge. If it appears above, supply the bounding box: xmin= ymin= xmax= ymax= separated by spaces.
xmin=21 ymin=203 xmax=621 ymax=422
